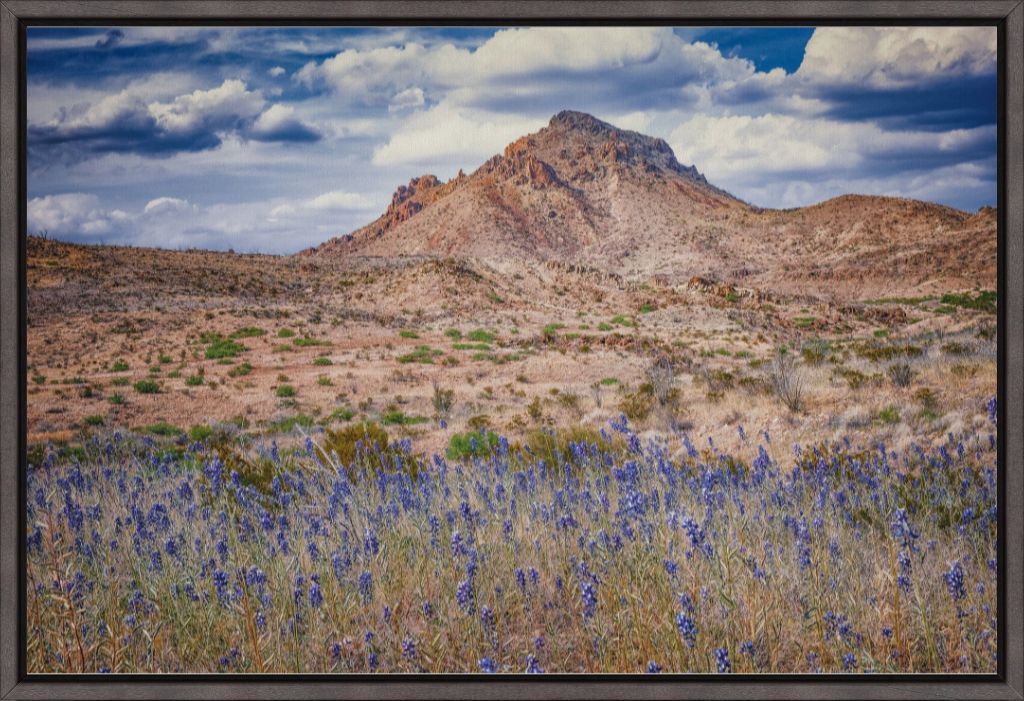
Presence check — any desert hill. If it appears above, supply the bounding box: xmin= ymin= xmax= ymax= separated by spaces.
xmin=306 ymin=111 xmax=996 ymax=301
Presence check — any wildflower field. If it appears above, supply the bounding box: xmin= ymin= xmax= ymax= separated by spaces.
xmin=25 ymin=408 xmax=998 ymax=674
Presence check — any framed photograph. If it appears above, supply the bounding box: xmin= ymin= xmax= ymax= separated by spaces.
xmin=1 ymin=1 xmax=1021 ymax=699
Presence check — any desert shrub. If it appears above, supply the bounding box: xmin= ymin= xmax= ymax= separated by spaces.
xmin=467 ymin=414 xmax=492 ymax=431
xmin=887 ymin=363 xmax=915 ymax=388
xmin=700 ymin=368 xmax=734 ymax=393
xmin=133 ymin=379 xmax=160 ymax=394
xmin=941 ymin=341 xmax=971 ymax=356
xmin=398 ymin=346 xmax=443 ymax=364
xmin=801 ymin=339 xmax=832 ymax=365
xmin=619 ymin=387 xmax=654 ymax=422
xmin=228 ymin=362 xmax=253 ymax=378
xmin=467 ymin=329 xmax=495 ymax=343
xmin=277 ymin=328 xmax=296 ymax=338
xmin=275 ymin=384 xmax=296 ymax=398
xmin=293 ymin=337 xmax=329 ymax=348
xmin=431 ymin=381 xmax=455 ymax=419
xmin=108 ymin=393 xmax=125 ymax=405
xmin=230 ymin=326 xmax=266 ymax=339
xmin=84 ymin=415 xmax=104 ymax=427
xmin=445 ymin=328 xmax=463 ymax=340
xmin=877 ymin=406 xmax=901 ymax=424
xmin=853 ymin=341 xmax=923 ymax=363
xmin=645 ymin=355 xmax=676 ymax=406
xmin=143 ymin=421 xmax=182 ymax=437
xmin=316 ymin=422 xmax=393 ymax=472
xmin=520 ymin=425 xmax=624 ymax=471
xmin=205 ymin=336 xmax=246 ymax=360
xmin=185 ymin=372 xmax=204 ymax=387
xmin=769 ymin=349 xmax=804 ymax=412
xmin=111 ymin=360 xmax=129 ymax=372
xmin=834 ymin=367 xmax=869 ymax=390
xmin=317 ymin=375 xmax=332 ymax=387
xmin=940 ymin=290 xmax=996 ymax=313
xmin=381 ymin=410 xmax=427 ymax=426
xmin=158 ymin=354 xmax=173 ymax=364
xmin=399 ymin=330 xmax=419 ymax=339
xmin=597 ymin=322 xmax=613 ymax=331
xmin=313 ymin=356 xmax=332 ymax=366
xmin=453 ymin=342 xmax=491 ymax=351
xmin=446 ymin=430 xmax=500 ymax=460
xmin=329 ymin=407 xmax=355 ymax=422
xmin=188 ymin=424 xmax=215 ymax=442
xmin=600 ymin=377 xmax=619 ymax=386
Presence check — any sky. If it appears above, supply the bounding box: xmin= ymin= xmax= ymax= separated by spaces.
xmin=26 ymin=25 xmax=998 ymax=254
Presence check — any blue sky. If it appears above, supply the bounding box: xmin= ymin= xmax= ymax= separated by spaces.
xmin=26 ymin=26 xmax=997 ymax=253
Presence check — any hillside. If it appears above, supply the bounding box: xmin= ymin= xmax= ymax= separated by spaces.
xmin=306 ymin=111 xmax=996 ymax=301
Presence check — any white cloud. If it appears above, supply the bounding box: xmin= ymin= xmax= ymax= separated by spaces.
xmin=307 ymin=190 xmax=374 ymax=210
xmin=670 ymin=113 xmax=995 ymax=207
xmin=389 ymin=87 xmax=425 ymax=112
xmin=27 ymin=193 xmax=123 ymax=236
xmin=143 ymin=196 xmax=194 ymax=214
xmin=148 ymin=79 xmax=265 ymax=133
xmin=268 ymin=66 xmax=286 ymax=77
xmin=372 ymin=101 xmax=546 ymax=167
xmin=796 ymin=27 xmax=996 ymax=88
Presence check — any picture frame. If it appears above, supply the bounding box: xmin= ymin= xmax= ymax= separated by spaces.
xmin=1 ymin=1 xmax=1021 ymax=698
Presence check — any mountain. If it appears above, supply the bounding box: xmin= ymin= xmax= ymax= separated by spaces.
xmin=305 ymin=111 xmax=996 ymax=299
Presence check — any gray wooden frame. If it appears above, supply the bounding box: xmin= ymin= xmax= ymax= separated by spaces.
xmin=1 ymin=1 xmax=1021 ymax=699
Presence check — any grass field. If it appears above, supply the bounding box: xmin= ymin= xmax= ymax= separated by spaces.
xmin=25 ymin=406 xmax=997 ymax=674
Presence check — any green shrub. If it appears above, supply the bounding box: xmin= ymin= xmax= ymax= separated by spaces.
xmin=445 ymin=328 xmax=463 ymax=340
xmin=275 ymin=384 xmax=296 ymax=398
xmin=142 ymin=421 xmax=182 ymax=437
xmin=185 ymin=373 xmax=204 ymax=387
xmin=111 ymin=360 xmax=129 ymax=372
xmin=109 ymin=393 xmax=125 ymax=405
xmin=940 ymin=290 xmax=996 ymax=313
xmin=188 ymin=424 xmax=215 ymax=442
xmin=277 ymin=327 xmax=296 ymax=338
xmin=313 ymin=356 xmax=332 ymax=366
xmin=467 ymin=329 xmax=495 ymax=343
xmin=399 ymin=330 xmax=419 ymax=339
xmin=84 ymin=414 xmax=104 ymax=427
xmin=446 ymin=430 xmax=500 ymax=460
xmin=600 ymin=376 xmax=619 ymax=386
xmin=381 ymin=410 xmax=427 ymax=426
xmin=293 ymin=337 xmax=329 ymax=348
xmin=205 ymin=336 xmax=246 ymax=360
xmin=230 ymin=326 xmax=266 ymax=339
xmin=398 ymin=346 xmax=443 ymax=364
xmin=133 ymin=379 xmax=160 ymax=394
xmin=316 ymin=422 xmax=394 ymax=471
xmin=228 ymin=362 xmax=253 ymax=378
xmin=877 ymin=406 xmax=901 ymax=424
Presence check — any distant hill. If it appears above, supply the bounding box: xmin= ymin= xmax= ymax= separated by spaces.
xmin=305 ymin=110 xmax=996 ymax=299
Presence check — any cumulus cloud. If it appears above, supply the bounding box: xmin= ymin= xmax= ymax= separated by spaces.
xmin=249 ymin=103 xmax=321 ymax=142
xmin=796 ymin=27 xmax=996 ymax=88
xmin=670 ymin=113 xmax=995 ymax=209
xmin=29 ymin=189 xmax=377 ymax=252
xmin=373 ymin=102 xmax=546 ymax=167
xmin=268 ymin=65 xmax=286 ymax=77
xmin=28 ymin=77 xmax=328 ymax=160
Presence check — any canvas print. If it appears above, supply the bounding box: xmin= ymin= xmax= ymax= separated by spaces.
xmin=24 ymin=25 xmax=998 ymax=674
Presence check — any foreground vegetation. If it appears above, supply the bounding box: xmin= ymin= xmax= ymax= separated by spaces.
xmin=26 ymin=402 xmax=998 ymax=674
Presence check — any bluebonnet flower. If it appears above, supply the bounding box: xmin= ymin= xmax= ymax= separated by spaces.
xmin=309 ymin=582 xmax=323 ymax=609
xmin=715 ymin=647 xmax=731 ymax=673
xmin=525 ymin=654 xmax=544 ymax=674
xmin=479 ymin=657 xmax=496 ymax=673
xmin=842 ymin=653 xmax=857 ymax=671
xmin=401 ymin=637 xmax=416 ymax=659
xmin=944 ymin=561 xmax=967 ymax=601
xmin=740 ymin=640 xmax=755 ymax=656
xmin=676 ymin=612 xmax=698 ymax=647
xmin=358 ymin=571 xmax=373 ymax=602
xmin=580 ymin=581 xmax=598 ymax=619
xmin=456 ymin=579 xmax=475 ymax=614
xmin=646 ymin=661 xmax=662 ymax=673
